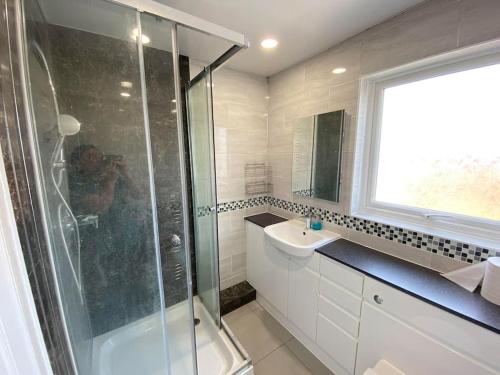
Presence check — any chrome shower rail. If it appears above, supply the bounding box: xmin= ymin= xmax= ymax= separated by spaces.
xmin=188 ymin=44 xmax=246 ymax=88
xmin=109 ymin=0 xmax=248 ymax=47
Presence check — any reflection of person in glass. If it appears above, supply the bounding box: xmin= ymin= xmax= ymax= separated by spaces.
xmin=69 ymin=145 xmax=141 ymax=215
xmin=69 ymin=145 xmax=151 ymax=333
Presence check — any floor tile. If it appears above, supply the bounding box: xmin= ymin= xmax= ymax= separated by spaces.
xmin=252 ymin=304 xmax=293 ymax=343
xmin=227 ymin=301 xmax=333 ymax=374
xmin=254 ymin=346 xmax=312 ymax=375
xmin=286 ymin=338 xmax=334 ymax=375
xmin=226 ymin=310 xmax=284 ymax=363
xmin=222 ymin=304 xmax=252 ymax=324
xmin=247 ymin=300 xmax=261 ymax=311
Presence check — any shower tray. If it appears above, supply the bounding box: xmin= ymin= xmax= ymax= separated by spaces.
xmin=91 ymin=296 xmax=252 ymax=375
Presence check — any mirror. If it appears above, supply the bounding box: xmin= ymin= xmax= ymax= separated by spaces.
xmin=292 ymin=110 xmax=344 ymax=203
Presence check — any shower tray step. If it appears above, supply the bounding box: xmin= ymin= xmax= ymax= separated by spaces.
xmin=220 ymin=281 xmax=256 ymax=316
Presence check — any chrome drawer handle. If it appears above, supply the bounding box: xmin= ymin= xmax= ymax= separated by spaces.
xmin=373 ymin=295 xmax=383 ymax=305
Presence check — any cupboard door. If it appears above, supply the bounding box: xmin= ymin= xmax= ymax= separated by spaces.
xmin=245 ymin=221 xmax=265 ymax=291
xmin=356 ymin=302 xmax=496 ymax=375
xmin=363 ymin=278 xmax=500 ymax=372
xmin=288 ymin=258 xmax=320 ymax=340
xmin=261 ymin=242 xmax=289 ymax=316
xmin=245 ymin=221 xmax=289 ymax=316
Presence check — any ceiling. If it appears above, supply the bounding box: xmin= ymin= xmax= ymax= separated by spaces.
xmin=41 ymin=0 xmax=425 ymax=78
xmin=160 ymin=0 xmax=425 ymax=77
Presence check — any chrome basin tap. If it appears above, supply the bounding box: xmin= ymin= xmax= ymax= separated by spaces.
xmin=299 ymin=208 xmax=312 ymax=229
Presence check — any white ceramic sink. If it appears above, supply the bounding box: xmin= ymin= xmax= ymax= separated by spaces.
xmin=264 ymin=220 xmax=341 ymax=258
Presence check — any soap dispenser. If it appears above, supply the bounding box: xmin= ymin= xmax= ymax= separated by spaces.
xmin=311 ymin=215 xmax=322 ymax=230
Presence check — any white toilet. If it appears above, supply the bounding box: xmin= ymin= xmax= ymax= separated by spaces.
xmin=363 ymin=360 xmax=405 ymax=375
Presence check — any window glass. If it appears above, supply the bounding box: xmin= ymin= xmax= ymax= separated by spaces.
xmin=375 ymin=63 xmax=500 ymax=221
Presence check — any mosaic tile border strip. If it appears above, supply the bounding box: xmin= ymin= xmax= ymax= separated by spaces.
xmin=214 ymin=195 xmax=500 ymax=264
xmin=267 ymin=197 xmax=500 ymax=264
xmin=197 ymin=197 xmax=267 ymax=218
xmin=216 ymin=196 xmax=268 ymax=213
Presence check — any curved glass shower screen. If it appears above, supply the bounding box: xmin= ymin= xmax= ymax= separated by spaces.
xmin=186 ymin=68 xmax=221 ymax=326
xmin=15 ymin=0 xmax=247 ymax=374
xmin=20 ymin=0 xmax=196 ymax=374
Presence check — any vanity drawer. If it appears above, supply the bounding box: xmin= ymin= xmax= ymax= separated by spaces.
xmin=320 ymin=255 xmax=364 ymax=295
xmin=318 ymin=295 xmax=359 ymax=338
xmin=316 ymin=314 xmax=357 ymax=374
xmin=320 ymin=276 xmax=362 ymax=317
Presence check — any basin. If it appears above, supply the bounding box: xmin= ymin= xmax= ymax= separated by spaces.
xmin=264 ymin=219 xmax=341 ymax=258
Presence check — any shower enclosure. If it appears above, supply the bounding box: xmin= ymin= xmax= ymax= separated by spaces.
xmin=0 ymin=0 xmax=250 ymax=374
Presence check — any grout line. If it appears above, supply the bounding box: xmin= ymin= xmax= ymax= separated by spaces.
xmin=246 ymin=300 xmax=290 ymax=366
xmin=253 ymin=342 xmax=286 ymax=366
xmin=248 ymin=302 xmax=310 ymax=370
xmin=250 ymin=302 xmax=324 ymax=374
xmin=223 ymin=305 xmax=253 ymax=326
xmin=286 ymin=347 xmax=315 ymax=375
xmin=236 ymin=301 xmax=331 ymax=374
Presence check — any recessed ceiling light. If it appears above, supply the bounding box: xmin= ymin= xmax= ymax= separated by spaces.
xmin=121 ymin=81 xmax=133 ymax=88
xmin=332 ymin=67 xmax=347 ymax=74
xmin=171 ymin=99 xmax=176 ymax=103
xmin=265 ymin=96 xmax=270 ymax=99
xmin=120 ymin=92 xmax=131 ymax=97
xmin=261 ymin=38 xmax=278 ymax=49
xmin=131 ymin=28 xmax=151 ymax=44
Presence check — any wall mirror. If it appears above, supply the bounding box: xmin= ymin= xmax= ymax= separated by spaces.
xmin=292 ymin=110 xmax=344 ymax=203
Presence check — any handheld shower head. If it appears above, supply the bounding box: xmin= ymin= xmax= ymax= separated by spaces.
xmin=58 ymin=114 xmax=81 ymax=136
xmin=52 ymin=114 xmax=80 ymax=169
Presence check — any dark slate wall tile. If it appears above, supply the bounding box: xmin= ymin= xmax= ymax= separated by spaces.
xmin=48 ymin=24 xmax=195 ymax=335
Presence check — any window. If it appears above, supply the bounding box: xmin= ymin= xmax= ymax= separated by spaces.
xmin=353 ymin=41 xmax=500 ymax=247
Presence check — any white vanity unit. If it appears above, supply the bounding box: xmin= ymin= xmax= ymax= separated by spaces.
xmin=245 ymin=218 xmax=500 ymax=375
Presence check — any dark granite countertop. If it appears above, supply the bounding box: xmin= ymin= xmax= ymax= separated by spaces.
xmin=317 ymin=239 xmax=500 ymax=335
xmin=244 ymin=213 xmax=288 ymax=228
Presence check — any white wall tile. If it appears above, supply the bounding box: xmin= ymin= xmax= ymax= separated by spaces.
xmin=220 ymin=271 xmax=247 ymax=290
xmin=359 ymin=0 xmax=460 ymax=75
xmin=219 ymin=257 xmax=232 ymax=281
xmin=231 ymin=253 xmax=246 ymax=274
xmin=458 ymin=0 xmax=500 ymax=48
xmin=212 ymin=66 xmax=268 ymax=288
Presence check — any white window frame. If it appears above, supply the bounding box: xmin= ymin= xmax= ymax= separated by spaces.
xmin=352 ymin=38 xmax=500 ymax=250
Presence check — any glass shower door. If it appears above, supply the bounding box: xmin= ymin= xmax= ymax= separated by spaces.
xmin=186 ymin=69 xmax=221 ymax=326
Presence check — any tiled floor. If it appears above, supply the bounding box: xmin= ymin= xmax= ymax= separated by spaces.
xmin=224 ymin=301 xmax=334 ymax=375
